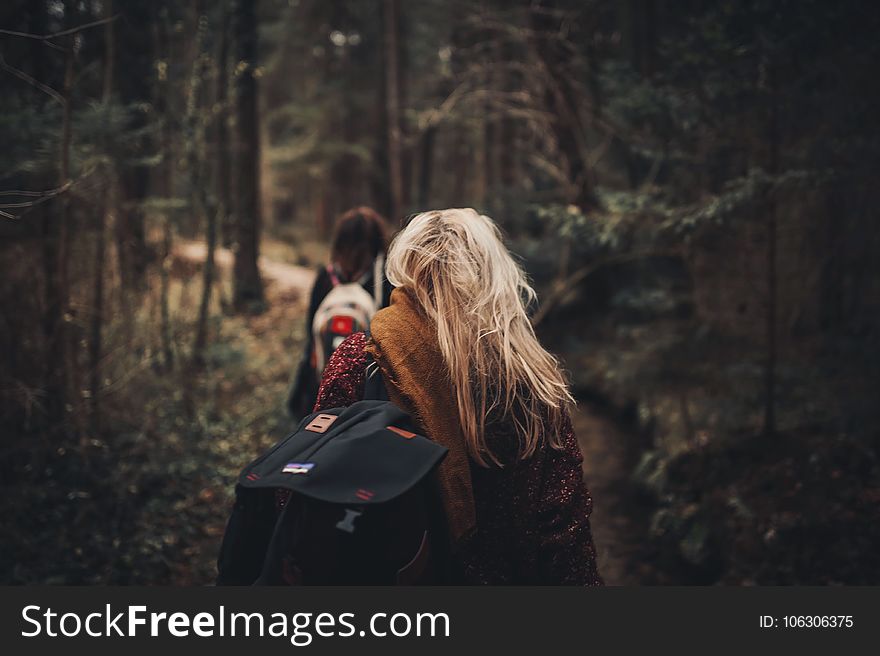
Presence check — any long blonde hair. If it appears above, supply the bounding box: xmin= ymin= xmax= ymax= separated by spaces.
xmin=385 ymin=208 xmax=574 ymax=466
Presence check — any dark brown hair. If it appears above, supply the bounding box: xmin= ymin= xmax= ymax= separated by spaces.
xmin=331 ymin=206 xmax=390 ymax=281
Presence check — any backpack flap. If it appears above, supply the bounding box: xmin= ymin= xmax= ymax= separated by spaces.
xmin=239 ymin=400 xmax=448 ymax=506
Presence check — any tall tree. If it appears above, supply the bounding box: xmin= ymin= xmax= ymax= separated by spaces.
xmin=761 ymin=38 xmax=780 ymax=437
xmin=232 ymin=0 xmax=264 ymax=311
xmin=114 ymin=0 xmax=154 ymax=292
xmin=38 ymin=0 xmax=66 ymax=429
xmin=216 ymin=1 xmax=233 ymax=249
xmin=192 ymin=2 xmax=219 ymax=366
xmin=383 ymin=0 xmax=404 ymax=223
xmin=153 ymin=1 xmax=175 ymax=371
xmin=88 ymin=0 xmax=114 ymax=435
xmin=56 ymin=0 xmax=76 ymax=433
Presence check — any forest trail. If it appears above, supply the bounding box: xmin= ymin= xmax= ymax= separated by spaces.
xmin=174 ymin=239 xmax=315 ymax=295
xmin=571 ymin=409 xmax=649 ymax=585
xmin=172 ymin=240 xmax=647 ymax=585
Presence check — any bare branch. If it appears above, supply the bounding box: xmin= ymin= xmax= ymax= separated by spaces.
xmin=0 ymin=14 xmax=119 ymax=50
xmin=0 ymin=54 xmax=64 ymax=103
xmin=0 ymin=181 xmax=72 ymax=215
xmin=0 ymin=29 xmax=64 ymax=51
xmin=0 ymin=163 xmax=102 ymax=220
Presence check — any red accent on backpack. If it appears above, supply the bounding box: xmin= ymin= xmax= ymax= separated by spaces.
xmin=386 ymin=425 xmax=417 ymax=440
xmin=355 ymin=488 xmax=375 ymax=501
xmin=331 ymin=315 xmax=354 ymax=334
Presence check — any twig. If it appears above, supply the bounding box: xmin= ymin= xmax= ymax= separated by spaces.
xmin=0 ymin=14 xmax=119 ymax=48
xmin=0 ymin=188 xmax=65 ymax=197
xmin=0 ymin=30 xmax=64 ymax=51
xmin=0 ymin=54 xmax=64 ymax=103
xmin=0 ymin=180 xmax=72 ymax=203
xmin=0 ymin=181 xmax=72 ymax=216
xmin=0 ymin=163 xmax=101 ymax=220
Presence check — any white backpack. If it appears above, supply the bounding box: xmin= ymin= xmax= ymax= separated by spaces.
xmin=311 ymin=254 xmax=384 ymax=375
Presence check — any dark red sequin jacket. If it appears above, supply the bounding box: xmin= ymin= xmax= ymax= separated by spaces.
xmin=309 ymin=332 xmax=603 ymax=586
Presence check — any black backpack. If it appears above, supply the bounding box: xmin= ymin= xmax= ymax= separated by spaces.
xmin=217 ymin=360 xmax=449 ymax=585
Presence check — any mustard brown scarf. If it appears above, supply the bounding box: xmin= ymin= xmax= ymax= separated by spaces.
xmin=364 ymin=287 xmax=477 ymax=546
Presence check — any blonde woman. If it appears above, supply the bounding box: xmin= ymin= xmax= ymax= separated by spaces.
xmin=312 ymin=208 xmax=603 ymax=585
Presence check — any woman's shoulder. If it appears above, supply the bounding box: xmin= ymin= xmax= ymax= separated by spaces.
xmin=312 ymin=332 xmax=368 ymax=411
xmin=330 ymin=331 xmax=368 ymax=363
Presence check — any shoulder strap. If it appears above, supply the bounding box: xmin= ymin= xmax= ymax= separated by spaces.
xmin=362 ymin=327 xmax=389 ymax=402
xmin=355 ymin=255 xmax=385 ymax=308
xmin=326 ymin=263 xmax=341 ymax=287
xmin=373 ymin=254 xmax=384 ymax=308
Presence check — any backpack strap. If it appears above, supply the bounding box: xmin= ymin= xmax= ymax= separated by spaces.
xmin=326 ymin=263 xmax=341 ymax=287
xmin=362 ymin=326 xmax=389 ymax=402
xmin=372 ymin=254 xmax=384 ymax=308
xmin=355 ymin=255 xmax=385 ymax=309
xmin=361 ymin=326 xmax=451 ymax=582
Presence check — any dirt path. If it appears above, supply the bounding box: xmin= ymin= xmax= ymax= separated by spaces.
xmin=571 ymin=405 xmax=650 ymax=585
xmin=173 ymin=239 xmax=316 ymax=295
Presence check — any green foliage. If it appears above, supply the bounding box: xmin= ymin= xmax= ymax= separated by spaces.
xmin=662 ymin=167 xmax=837 ymax=238
xmin=0 ymin=97 xmax=62 ymax=179
xmin=636 ymin=432 xmax=880 ymax=584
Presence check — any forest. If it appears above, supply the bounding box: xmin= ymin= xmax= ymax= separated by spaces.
xmin=1 ymin=0 xmax=879 ymax=585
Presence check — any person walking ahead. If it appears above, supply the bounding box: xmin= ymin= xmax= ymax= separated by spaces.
xmin=287 ymin=206 xmax=392 ymax=420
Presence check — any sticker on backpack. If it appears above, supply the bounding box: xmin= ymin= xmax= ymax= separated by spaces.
xmin=282 ymin=462 xmax=314 ymax=475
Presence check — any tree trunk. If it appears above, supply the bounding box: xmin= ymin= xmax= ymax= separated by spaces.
xmin=483 ymin=107 xmax=496 ymax=205
xmin=762 ymin=56 xmax=779 ymax=437
xmin=329 ymin=0 xmax=358 ymax=216
xmin=153 ymin=2 xmax=174 ymax=372
xmin=159 ymin=217 xmax=174 ymax=371
xmin=496 ymin=34 xmax=517 ymax=195
xmin=33 ymin=0 xmax=62 ymax=429
xmin=52 ymin=0 xmax=76 ymax=435
xmin=417 ymin=125 xmax=435 ymax=209
xmin=89 ymin=0 xmax=115 ymax=435
xmin=370 ymin=37 xmax=391 ymax=218
xmin=216 ymin=0 xmax=234 ymax=250
xmin=451 ymin=130 xmax=469 ymax=205
xmin=499 ymin=115 xmax=517 ymax=188
xmin=480 ymin=34 xmax=496 ymax=205
xmin=115 ymin=0 xmax=153 ymax=293
xmin=232 ymin=0 xmax=265 ymax=312
xmin=191 ymin=3 xmax=218 ymax=367
xmin=383 ymin=0 xmax=404 ymax=223
xmin=193 ymin=204 xmax=218 ymax=365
